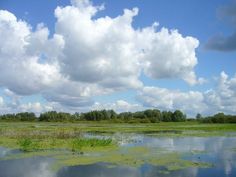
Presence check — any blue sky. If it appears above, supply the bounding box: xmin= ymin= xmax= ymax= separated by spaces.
xmin=0 ymin=0 xmax=236 ymax=116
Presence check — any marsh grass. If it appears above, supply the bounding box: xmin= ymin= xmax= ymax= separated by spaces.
xmin=17 ymin=138 xmax=40 ymax=152
xmin=71 ymin=138 xmax=113 ymax=152
xmin=0 ymin=122 xmax=235 ymax=152
xmin=0 ymin=124 xmax=115 ymax=152
xmin=15 ymin=136 xmax=114 ymax=152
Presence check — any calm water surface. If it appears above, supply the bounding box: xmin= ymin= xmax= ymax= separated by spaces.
xmin=0 ymin=135 xmax=235 ymax=177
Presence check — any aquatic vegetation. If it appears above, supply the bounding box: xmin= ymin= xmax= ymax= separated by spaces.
xmin=1 ymin=137 xmax=114 ymax=153
xmin=232 ymin=148 xmax=236 ymax=152
xmin=54 ymin=146 xmax=212 ymax=171
xmin=0 ymin=145 xmax=213 ymax=172
xmin=0 ymin=122 xmax=235 ymax=174
xmin=70 ymin=138 xmax=113 ymax=152
xmin=17 ymin=138 xmax=40 ymax=152
xmin=0 ymin=122 xmax=236 ymax=138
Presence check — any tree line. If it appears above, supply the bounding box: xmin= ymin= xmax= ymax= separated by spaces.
xmin=0 ymin=110 xmax=235 ymax=123
xmin=196 ymin=113 xmax=236 ymax=123
xmin=0 ymin=109 xmax=186 ymax=123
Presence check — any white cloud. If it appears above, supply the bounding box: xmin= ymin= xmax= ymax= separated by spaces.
xmin=0 ymin=0 xmax=202 ymax=99
xmin=0 ymin=97 xmax=4 ymax=106
xmin=54 ymin=4 xmax=142 ymax=89
xmin=204 ymin=71 xmax=236 ymax=114
xmin=138 ymin=72 xmax=236 ymax=116
xmin=18 ymin=102 xmax=53 ymax=114
xmin=139 ymin=27 xmax=201 ymax=85
xmin=42 ymin=78 xmax=116 ymax=107
xmin=54 ymin=0 xmax=202 ymax=88
xmin=0 ymin=91 xmax=53 ymax=114
xmin=0 ymin=10 xmax=62 ymax=95
xmin=2 ymin=89 xmax=21 ymax=109
xmin=0 ymin=96 xmax=11 ymax=114
xmin=92 ymin=100 xmax=143 ymax=113
xmin=26 ymin=23 xmax=65 ymax=62
xmin=137 ymin=86 xmax=207 ymax=116
xmin=0 ymin=8 xmax=109 ymax=108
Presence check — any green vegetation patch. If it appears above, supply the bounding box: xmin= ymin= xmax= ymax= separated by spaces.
xmin=0 ymin=145 xmax=213 ymax=173
xmin=0 ymin=122 xmax=236 ymax=137
xmin=51 ymin=146 xmax=213 ymax=171
xmin=7 ymin=137 xmax=114 ymax=152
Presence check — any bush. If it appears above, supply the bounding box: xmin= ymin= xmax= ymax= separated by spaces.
xmin=18 ymin=138 xmax=39 ymax=152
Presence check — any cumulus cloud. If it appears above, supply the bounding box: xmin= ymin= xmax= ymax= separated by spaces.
xmin=0 ymin=0 xmax=204 ymax=113
xmin=0 ymin=98 xmax=10 ymax=114
xmin=92 ymin=100 xmax=143 ymax=113
xmin=137 ymin=72 xmax=236 ymax=116
xmin=0 ymin=10 xmax=62 ymax=95
xmin=1 ymin=0 xmax=227 ymax=115
xmin=140 ymin=27 xmax=201 ymax=85
xmin=204 ymin=71 xmax=236 ymax=114
xmin=54 ymin=0 xmax=201 ymax=86
xmin=0 ymin=89 xmax=53 ymax=114
xmin=0 ymin=7 xmax=118 ymax=107
xmin=54 ymin=4 xmax=142 ymax=89
xmin=137 ymin=87 xmax=207 ymax=116
xmin=18 ymin=102 xmax=53 ymax=114
xmin=2 ymin=89 xmax=21 ymax=110
xmin=42 ymin=78 xmax=117 ymax=108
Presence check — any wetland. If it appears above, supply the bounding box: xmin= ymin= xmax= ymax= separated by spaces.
xmin=0 ymin=122 xmax=235 ymax=177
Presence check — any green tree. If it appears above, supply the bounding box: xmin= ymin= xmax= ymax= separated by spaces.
xmin=162 ymin=111 xmax=172 ymax=122
xmin=172 ymin=110 xmax=186 ymax=122
xmin=196 ymin=113 xmax=202 ymax=120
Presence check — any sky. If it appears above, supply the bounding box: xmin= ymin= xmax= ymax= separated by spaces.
xmin=0 ymin=0 xmax=236 ymax=117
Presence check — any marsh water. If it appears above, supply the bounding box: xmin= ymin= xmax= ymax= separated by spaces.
xmin=0 ymin=134 xmax=236 ymax=177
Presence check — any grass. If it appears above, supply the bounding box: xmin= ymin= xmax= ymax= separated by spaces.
xmin=70 ymin=138 xmax=113 ymax=152
xmin=17 ymin=138 xmax=40 ymax=152
xmin=0 ymin=121 xmax=235 ymax=151
xmin=1 ymin=121 xmax=236 ymax=132
xmin=13 ymin=138 xmax=114 ymax=152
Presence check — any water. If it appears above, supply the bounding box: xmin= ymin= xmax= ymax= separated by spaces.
xmin=58 ymin=163 xmax=234 ymax=177
xmin=0 ymin=134 xmax=235 ymax=177
xmin=57 ymin=163 xmax=198 ymax=177
xmin=0 ymin=157 xmax=54 ymax=177
xmin=0 ymin=147 xmax=21 ymax=158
